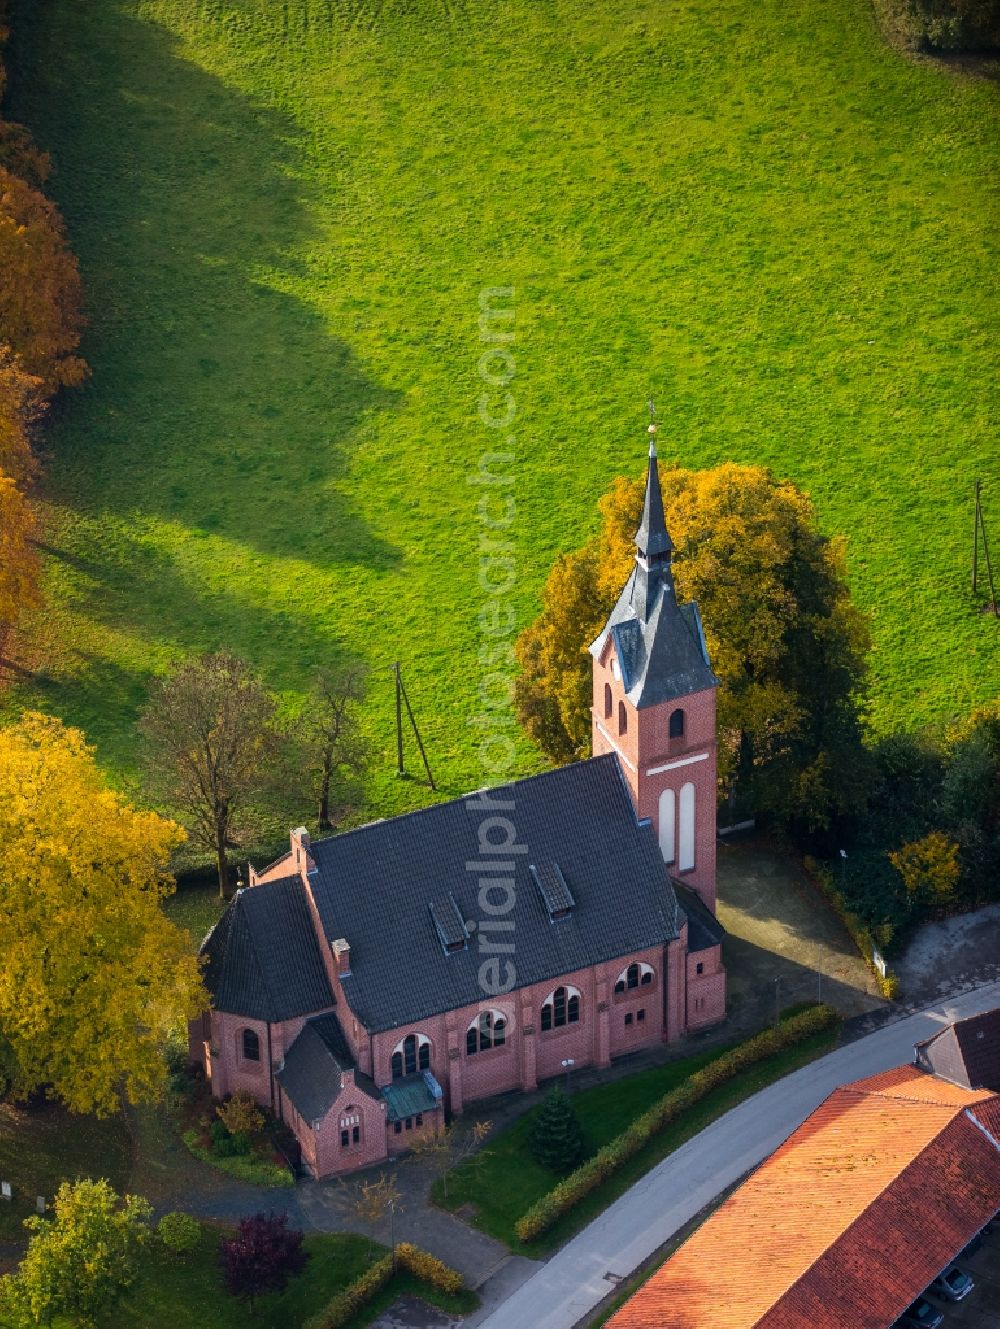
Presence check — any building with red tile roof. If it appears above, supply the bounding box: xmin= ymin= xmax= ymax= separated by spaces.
xmin=607 ymin=1052 xmax=1000 ymax=1329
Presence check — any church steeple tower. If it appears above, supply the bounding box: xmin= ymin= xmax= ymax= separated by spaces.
xmin=589 ymin=418 xmax=720 ymax=912
xmin=632 ymin=439 xmax=674 ymax=619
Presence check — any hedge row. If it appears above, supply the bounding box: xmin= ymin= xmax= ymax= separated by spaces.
xmin=802 ymin=857 xmax=901 ymax=1000
xmin=514 ymin=1004 xmax=840 ymax=1244
xmin=302 ymin=1245 xmax=464 ymax=1329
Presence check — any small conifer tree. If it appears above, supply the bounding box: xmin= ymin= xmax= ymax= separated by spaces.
xmin=529 ymin=1087 xmax=586 ymax=1174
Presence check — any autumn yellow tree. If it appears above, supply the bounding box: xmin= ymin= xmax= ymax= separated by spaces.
xmin=0 ymin=166 xmax=87 ymax=395
xmin=516 ymin=462 xmax=870 ymax=828
xmin=0 ymin=713 xmax=206 ymax=1116
xmin=890 ymin=831 xmax=961 ymax=909
xmin=0 ymin=344 xmax=40 ymax=485
xmin=0 ymin=469 xmax=40 ymax=632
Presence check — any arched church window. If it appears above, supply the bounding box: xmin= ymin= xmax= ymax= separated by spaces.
xmin=618 ymin=701 xmax=627 ymax=736
xmin=466 ymin=1010 xmax=506 ymax=1054
xmin=659 ymin=788 xmax=675 ymax=865
xmin=614 ymin=962 xmax=655 ymax=995
xmin=391 ymin=1032 xmax=431 ymax=1079
xmin=241 ymin=1028 xmax=260 ymax=1062
xmin=604 ymin=682 xmax=613 ymax=718
xmin=669 ymin=708 xmax=685 ymax=740
xmin=540 ymin=985 xmax=581 ymax=1031
xmin=679 ymin=782 xmax=696 ymax=872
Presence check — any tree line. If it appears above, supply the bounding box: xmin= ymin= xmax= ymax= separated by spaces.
xmin=0 ymin=4 xmax=87 ymax=655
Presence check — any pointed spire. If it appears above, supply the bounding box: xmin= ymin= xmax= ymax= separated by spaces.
xmin=634 ymin=434 xmax=673 ymax=561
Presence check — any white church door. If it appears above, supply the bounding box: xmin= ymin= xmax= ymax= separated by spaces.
xmin=678 ymin=782 xmax=695 ymax=872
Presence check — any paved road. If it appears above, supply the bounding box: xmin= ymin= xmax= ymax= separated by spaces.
xmin=476 ymin=980 xmax=1000 ymax=1329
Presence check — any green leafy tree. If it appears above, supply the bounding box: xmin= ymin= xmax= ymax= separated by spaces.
xmin=529 ymin=1088 xmax=586 ymax=1175
xmin=0 ymin=1179 xmax=151 ymax=1328
xmin=515 ymin=462 xmax=870 ymax=830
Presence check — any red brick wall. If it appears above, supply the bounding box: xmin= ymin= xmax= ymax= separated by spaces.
xmin=686 ymin=943 xmax=726 ymax=1028
xmin=279 ymin=1070 xmax=389 ymax=1179
xmin=367 ymin=945 xmax=676 ymax=1114
xmin=592 ymin=642 xmax=717 ymax=912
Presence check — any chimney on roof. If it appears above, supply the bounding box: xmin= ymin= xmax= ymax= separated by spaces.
xmin=332 ymin=938 xmax=351 ymax=978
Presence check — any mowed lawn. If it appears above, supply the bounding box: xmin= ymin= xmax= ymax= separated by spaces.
xmin=4 ymin=0 xmax=997 ymax=841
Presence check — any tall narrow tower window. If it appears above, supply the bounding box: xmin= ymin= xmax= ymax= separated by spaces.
xmin=604 ymin=682 xmax=613 ymax=718
xmin=679 ymin=782 xmax=696 ymax=871
xmin=669 ymin=708 xmax=685 ymax=740
xmin=618 ymin=701 xmax=628 ymax=736
xmin=659 ymin=788 xmax=675 ymax=864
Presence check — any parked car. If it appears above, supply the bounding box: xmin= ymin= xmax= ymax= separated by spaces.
xmin=931 ymin=1266 xmax=974 ymax=1301
xmin=898 ymin=1298 xmax=944 ymax=1328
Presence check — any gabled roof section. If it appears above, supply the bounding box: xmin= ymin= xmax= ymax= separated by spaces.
xmin=200 ymin=875 xmax=334 ymax=1023
xmin=308 ymin=755 xmax=681 ymax=1033
xmin=606 ymin=1065 xmax=1000 ymax=1329
xmin=275 ymin=1011 xmax=373 ymax=1122
xmin=914 ymin=1006 xmax=1000 ymax=1091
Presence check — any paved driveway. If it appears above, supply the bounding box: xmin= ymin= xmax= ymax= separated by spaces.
xmin=715 ymin=836 xmax=884 ymax=1031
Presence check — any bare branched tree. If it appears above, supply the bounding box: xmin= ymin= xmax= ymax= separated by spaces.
xmin=303 ymin=665 xmax=369 ymax=831
xmin=140 ymin=651 xmax=280 ymax=897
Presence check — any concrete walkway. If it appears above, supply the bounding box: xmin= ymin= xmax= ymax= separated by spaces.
xmin=474 ymin=979 xmax=1000 ymax=1329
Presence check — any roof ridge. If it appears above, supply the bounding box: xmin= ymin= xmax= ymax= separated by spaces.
xmin=309 ymin=755 xmax=622 ymax=852
xmin=763 ymin=1099 xmax=976 ymax=1322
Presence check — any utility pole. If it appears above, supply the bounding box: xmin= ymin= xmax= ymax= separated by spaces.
xmin=389 ymin=662 xmax=436 ymax=790
xmin=393 ymin=662 xmax=404 ymax=776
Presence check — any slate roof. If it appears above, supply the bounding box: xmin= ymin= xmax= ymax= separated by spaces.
xmin=590 ymin=445 xmax=717 ymax=707
xmin=381 ymin=1071 xmax=443 ymax=1122
xmin=200 ymin=876 xmax=333 ymax=1022
xmin=606 ymin=1065 xmax=1000 ymax=1329
xmin=591 ymin=570 xmax=717 ymax=708
xmin=914 ymin=1006 xmax=1000 ymax=1091
xmin=276 ymin=1012 xmax=379 ymax=1122
xmin=308 ymin=754 xmax=682 ymax=1034
xmin=674 ymin=883 xmax=725 ymax=953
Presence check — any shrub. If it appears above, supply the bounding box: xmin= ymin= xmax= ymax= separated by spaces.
xmin=302 ymin=1246 xmax=464 ymax=1329
xmin=219 ymin=1211 xmax=308 ymax=1314
xmin=514 ymin=1005 xmax=840 ymax=1243
xmin=157 ymin=1211 xmax=201 ymax=1255
xmin=396 ymin=1243 xmax=463 ymax=1294
xmin=217 ymin=1090 xmax=264 ymax=1137
xmin=529 ymin=1087 xmax=587 ymax=1174
xmin=303 ymin=1255 xmax=394 ymax=1329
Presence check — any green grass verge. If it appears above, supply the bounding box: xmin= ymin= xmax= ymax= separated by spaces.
xmin=107 ymin=1228 xmax=373 ymax=1328
xmin=7 ymin=1225 xmax=477 ymax=1328
xmin=2 ymin=0 xmax=997 ymax=859
xmin=0 ymin=1101 xmax=132 ymax=1244
xmin=181 ymin=1129 xmax=294 ymax=1188
xmin=433 ymin=1022 xmax=839 ymax=1254
xmin=163 ymin=881 xmax=226 ymax=949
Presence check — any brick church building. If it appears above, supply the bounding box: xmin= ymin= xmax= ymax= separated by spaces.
xmin=190 ymin=443 xmax=727 ymax=1179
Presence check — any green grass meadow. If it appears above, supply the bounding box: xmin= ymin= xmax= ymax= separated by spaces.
xmin=4 ymin=0 xmax=998 ymax=838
